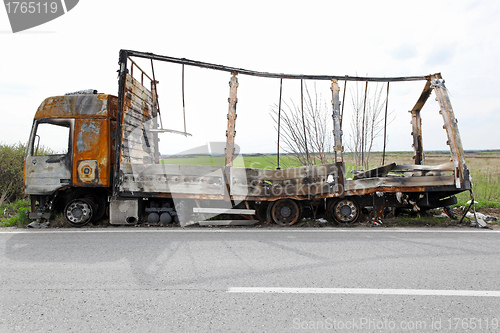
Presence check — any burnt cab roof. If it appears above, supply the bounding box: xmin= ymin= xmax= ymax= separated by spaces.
xmin=35 ymin=93 xmax=118 ymax=120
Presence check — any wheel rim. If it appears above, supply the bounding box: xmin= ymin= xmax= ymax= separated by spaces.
xmin=332 ymin=199 xmax=359 ymax=223
xmin=65 ymin=199 xmax=93 ymax=227
xmin=271 ymin=199 xmax=300 ymax=226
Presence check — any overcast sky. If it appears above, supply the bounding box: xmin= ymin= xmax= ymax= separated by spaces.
xmin=1 ymin=0 xmax=499 ymax=155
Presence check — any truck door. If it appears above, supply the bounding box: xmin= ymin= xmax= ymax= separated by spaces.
xmin=25 ymin=119 xmax=73 ymax=195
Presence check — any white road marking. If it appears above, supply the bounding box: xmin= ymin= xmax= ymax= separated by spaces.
xmin=227 ymin=287 xmax=500 ymax=297
xmin=0 ymin=228 xmax=498 ymax=234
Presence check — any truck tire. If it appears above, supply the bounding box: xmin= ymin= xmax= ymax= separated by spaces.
xmin=64 ymin=198 xmax=96 ymax=227
xmin=72 ymin=191 xmax=106 ymax=223
xmin=269 ymin=199 xmax=301 ymax=226
xmin=327 ymin=198 xmax=360 ymax=224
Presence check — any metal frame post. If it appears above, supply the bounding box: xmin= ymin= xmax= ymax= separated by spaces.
xmin=331 ymin=79 xmax=345 ymax=196
xmin=431 ymin=74 xmax=468 ymax=187
xmin=409 ymin=80 xmax=432 ymax=165
xmin=331 ymin=79 xmax=343 ymax=163
xmin=225 ymin=72 xmax=239 ymax=167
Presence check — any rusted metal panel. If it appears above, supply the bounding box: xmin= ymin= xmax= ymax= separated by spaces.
xmin=107 ymin=95 xmax=118 ymax=120
xmin=119 ymin=74 xmax=156 ymax=165
xmin=72 ymin=118 xmax=111 ymax=186
xmin=35 ymin=94 xmax=117 ymax=120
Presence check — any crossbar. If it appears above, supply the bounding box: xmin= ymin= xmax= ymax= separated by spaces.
xmin=121 ymin=50 xmax=429 ymax=82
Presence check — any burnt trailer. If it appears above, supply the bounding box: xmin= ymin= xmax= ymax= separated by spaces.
xmin=25 ymin=50 xmax=472 ymax=227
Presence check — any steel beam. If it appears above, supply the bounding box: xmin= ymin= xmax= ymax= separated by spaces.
xmin=225 ymin=72 xmax=239 ymax=167
xmin=431 ymin=74 xmax=468 ymax=186
xmin=409 ymin=79 xmax=432 ymax=165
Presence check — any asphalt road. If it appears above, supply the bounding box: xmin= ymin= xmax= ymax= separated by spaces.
xmin=1 ymin=228 xmax=500 ymax=332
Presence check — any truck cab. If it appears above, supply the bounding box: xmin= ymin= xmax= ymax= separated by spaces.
xmin=25 ymin=91 xmax=117 ymax=226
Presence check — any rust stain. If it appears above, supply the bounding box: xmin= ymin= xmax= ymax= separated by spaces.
xmin=35 ymin=94 xmax=117 ymax=120
xmin=73 ymin=118 xmax=111 ymax=186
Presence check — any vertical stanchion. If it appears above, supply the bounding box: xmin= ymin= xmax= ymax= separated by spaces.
xmin=225 ymin=72 xmax=239 ymax=167
xmin=361 ymin=81 xmax=368 ymax=169
xmin=301 ymin=79 xmax=310 ymax=166
xmin=182 ymin=64 xmax=187 ymax=134
xmin=382 ymin=82 xmax=390 ymax=165
xmin=277 ymin=78 xmax=283 ymax=170
xmin=341 ymin=80 xmax=347 ymax=130
xmin=224 ymin=72 xmax=239 ymax=206
xmin=331 ymin=79 xmax=345 ymax=197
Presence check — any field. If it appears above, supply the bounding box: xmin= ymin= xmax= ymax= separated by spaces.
xmin=162 ymin=151 xmax=500 ymax=209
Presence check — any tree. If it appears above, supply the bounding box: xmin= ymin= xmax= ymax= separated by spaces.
xmin=269 ymin=80 xmax=390 ymax=171
xmin=346 ymin=81 xmax=389 ymax=170
xmin=270 ymin=82 xmax=334 ymax=167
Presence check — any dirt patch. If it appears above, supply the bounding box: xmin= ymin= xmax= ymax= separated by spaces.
xmin=478 ymin=207 xmax=500 ymax=218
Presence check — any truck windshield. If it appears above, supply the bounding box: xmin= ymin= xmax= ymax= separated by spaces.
xmin=33 ymin=122 xmax=70 ymax=156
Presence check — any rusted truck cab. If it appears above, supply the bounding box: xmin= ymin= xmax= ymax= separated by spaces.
xmin=25 ymin=91 xmax=117 ymax=226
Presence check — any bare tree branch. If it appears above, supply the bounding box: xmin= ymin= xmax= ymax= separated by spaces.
xmin=270 ymin=82 xmax=334 ymax=167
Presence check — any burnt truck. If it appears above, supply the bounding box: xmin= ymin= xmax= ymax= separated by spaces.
xmin=24 ymin=50 xmax=472 ymax=227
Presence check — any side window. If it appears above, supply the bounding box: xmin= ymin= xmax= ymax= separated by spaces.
xmin=33 ymin=122 xmax=70 ymax=156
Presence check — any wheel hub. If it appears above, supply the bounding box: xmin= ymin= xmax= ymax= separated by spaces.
xmin=339 ymin=205 xmax=352 ymax=217
xmin=271 ymin=199 xmax=300 ymax=226
xmin=72 ymin=208 xmax=83 ymax=219
xmin=66 ymin=201 xmax=91 ymax=224
xmin=332 ymin=199 xmax=359 ymax=223
xmin=280 ymin=206 xmax=292 ymax=218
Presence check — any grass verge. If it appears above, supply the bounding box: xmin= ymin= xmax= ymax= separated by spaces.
xmin=0 ymin=199 xmax=31 ymax=227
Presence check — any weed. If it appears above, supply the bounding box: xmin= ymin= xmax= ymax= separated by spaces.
xmin=0 ymin=199 xmax=31 ymax=227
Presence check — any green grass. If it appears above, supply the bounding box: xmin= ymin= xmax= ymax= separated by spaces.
xmin=161 ymin=154 xmax=306 ymax=169
xmin=0 ymin=199 xmax=31 ymax=227
xmin=455 ymin=168 xmax=500 ymax=208
xmin=162 ymin=153 xmax=358 ymax=171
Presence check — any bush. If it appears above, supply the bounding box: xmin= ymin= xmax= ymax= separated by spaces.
xmin=0 ymin=199 xmax=30 ymax=227
xmin=0 ymin=142 xmax=27 ymax=203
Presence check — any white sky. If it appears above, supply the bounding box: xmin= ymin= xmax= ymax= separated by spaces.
xmin=1 ymin=0 xmax=499 ymax=155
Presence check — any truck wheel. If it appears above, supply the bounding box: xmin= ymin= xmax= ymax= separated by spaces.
xmin=328 ymin=198 xmax=360 ymax=224
xmin=64 ymin=198 xmax=96 ymax=227
xmin=64 ymin=191 xmax=106 ymax=224
xmin=270 ymin=199 xmax=301 ymax=226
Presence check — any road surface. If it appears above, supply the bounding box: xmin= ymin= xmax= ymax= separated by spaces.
xmin=1 ymin=228 xmax=499 ymax=332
